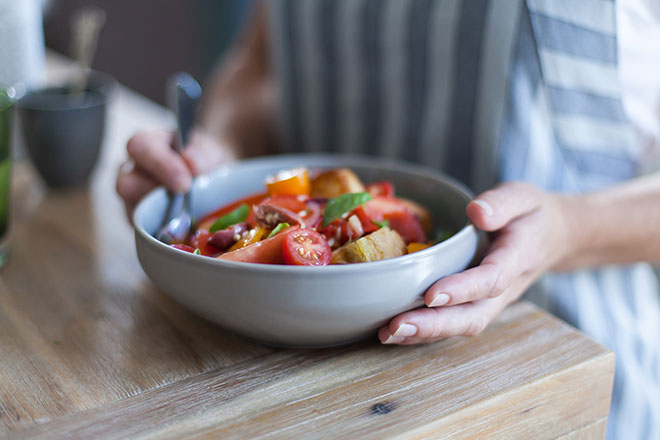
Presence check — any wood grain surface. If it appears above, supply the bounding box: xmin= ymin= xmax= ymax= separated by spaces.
xmin=0 ymin=53 xmax=615 ymax=439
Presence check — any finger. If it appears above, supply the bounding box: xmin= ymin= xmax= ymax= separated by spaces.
xmin=466 ymin=182 xmax=541 ymax=232
xmin=424 ymin=231 xmax=523 ymax=306
xmin=116 ymin=166 xmax=158 ymax=207
xmin=126 ymin=131 xmax=192 ymax=193
xmin=383 ymin=272 xmax=536 ymax=345
xmin=182 ymin=131 xmax=237 ymax=176
xmin=379 ymin=296 xmax=507 ymax=344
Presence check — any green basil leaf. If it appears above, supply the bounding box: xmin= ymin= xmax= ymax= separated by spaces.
xmin=209 ymin=204 xmax=249 ymax=233
xmin=193 ymin=248 xmax=201 ymax=255
xmin=322 ymin=192 xmax=372 ymax=227
xmin=267 ymin=222 xmax=290 ymax=238
xmin=434 ymin=229 xmax=453 ymax=243
xmin=372 ymin=219 xmax=390 ymax=229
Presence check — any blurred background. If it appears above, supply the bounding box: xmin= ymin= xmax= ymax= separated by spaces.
xmin=43 ymin=0 xmax=253 ymax=104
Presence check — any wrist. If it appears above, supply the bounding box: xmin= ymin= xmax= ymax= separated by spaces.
xmin=550 ymin=193 xmax=595 ymax=272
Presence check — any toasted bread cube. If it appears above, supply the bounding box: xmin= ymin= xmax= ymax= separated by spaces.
xmin=310 ymin=168 xmax=365 ymax=199
xmin=330 ymin=227 xmax=406 ymax=264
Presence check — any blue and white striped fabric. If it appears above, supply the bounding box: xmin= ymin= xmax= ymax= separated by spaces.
xmin=267 ymin=1 xmax=660 ymax=438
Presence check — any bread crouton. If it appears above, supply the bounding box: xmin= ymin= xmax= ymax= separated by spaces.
xmin=330 ymin=227 xmax=406 ymax=264
xmin=310 ymin=168 xmax=365 ymax=199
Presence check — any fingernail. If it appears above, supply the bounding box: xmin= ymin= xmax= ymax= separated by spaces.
xmin=382 ymin=335 xmax=406 ymax=344
xmin=393 ymin=323 xmax=418 ymax=337
xmin=429 ymin=293 xmax=450 ymax=307
xmin=473 ymin=200 xmax=493 ymax=216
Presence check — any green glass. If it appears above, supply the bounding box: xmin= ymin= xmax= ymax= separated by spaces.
xmin=0 ymin=87 xmax=13 ymax=268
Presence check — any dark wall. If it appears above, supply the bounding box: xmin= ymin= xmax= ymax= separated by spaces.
xmin=43 ymin=0 xmax=253 ymax=104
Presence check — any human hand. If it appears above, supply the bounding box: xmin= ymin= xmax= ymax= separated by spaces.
xmin=378 ymin=182 xmax=573 ymax=344
xmin=116 ymin=129 xmax=236 ymax=218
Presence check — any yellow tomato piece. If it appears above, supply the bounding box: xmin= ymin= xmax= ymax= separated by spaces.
xmin=265 ymin=168 xmax=310 ymax=196
xmin=407 ymin=242 xmax=431 ymax=254
xmin=228 ymin=226 xmax=266 ymax=251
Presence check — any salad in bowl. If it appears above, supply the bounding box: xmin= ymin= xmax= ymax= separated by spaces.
xmin=168 ymin=167 xmax=443 ymax=266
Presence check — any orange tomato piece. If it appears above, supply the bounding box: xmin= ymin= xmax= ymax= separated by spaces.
xmin=228 ymin=226 xmax=266 ymax=252
xmin=407 ymin=242 xmax=431 ymax=254
xmin=265 ymin=168 xmax=310 ymax=196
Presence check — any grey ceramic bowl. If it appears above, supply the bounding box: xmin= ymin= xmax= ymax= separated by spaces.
xmin=134 ymin=155 xmax=483 ymax=348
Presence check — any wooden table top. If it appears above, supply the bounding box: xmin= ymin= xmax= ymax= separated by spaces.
xmin=0 ymin=54 xmax=614 ymax=439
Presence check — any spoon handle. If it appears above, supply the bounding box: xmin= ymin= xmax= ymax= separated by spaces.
xmin=167 ymin=72 xmax=202 ymax=153
xmin=70 ymin=6 xmax=106 ymax=97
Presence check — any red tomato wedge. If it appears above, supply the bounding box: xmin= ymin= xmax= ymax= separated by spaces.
xmin=361 ymin=197 xmax=426 ymax=244
xmin=217 ymin=226 xmax=299 ymax=264
xmin=318 ymin=218 xmax=351 ymax=246
xmin=366 ymin=181 xmax=395 ymax=198
xmin=282 ymin=229 xmax=331 ymax=266
xmin=387 ymin=211 xmax=427 ymax=244
xmin=352 ymin=206 xmax=380 ymax=234
xmin=171 ymin=244 xmax=196 ymax=253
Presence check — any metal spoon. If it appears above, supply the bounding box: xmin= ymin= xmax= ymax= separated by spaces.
xmin=70 ymin=6 xmax=106 ymax=99
xmin=156 ymin=72 xmax=202 ymax=244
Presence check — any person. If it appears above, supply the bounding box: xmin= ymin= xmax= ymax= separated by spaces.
xmin=116 ymin=1 xmax=660 ymax=438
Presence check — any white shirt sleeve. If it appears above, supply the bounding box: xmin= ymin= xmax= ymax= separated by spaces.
xmin=617 ymin=0 xmax=660 ymax=172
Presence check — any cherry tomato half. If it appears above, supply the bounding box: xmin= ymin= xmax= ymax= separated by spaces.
xmin=282 ymin=229 xmax=331 ymax=266
xmin=265 ymin=167 xmax=310 ymax=196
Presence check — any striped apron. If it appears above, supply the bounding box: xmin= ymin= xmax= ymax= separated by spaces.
xmin=267 ymin=1 xmax=660 ymax=438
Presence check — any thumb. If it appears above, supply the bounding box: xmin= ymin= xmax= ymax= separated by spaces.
xmin=182 ymin=130 xmax=238 ymax=176
xmin=466 ymin=182 xmax=542 ymax=231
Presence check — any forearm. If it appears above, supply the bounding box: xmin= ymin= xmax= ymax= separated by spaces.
xmin=557 ymin=171 xmax=660 ymax=270
xmin=197 ymin=2 xmax=276 ymax=158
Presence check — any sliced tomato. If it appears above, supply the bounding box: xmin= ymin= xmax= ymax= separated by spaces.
xmin=189 ymin=230 xmax=220 ymax=256
xmin=387 ymin=211 xmax=427 ymax=244
xmin=217 ymin=226 xmax=299 ymax=264
xmin=360 ymin=197 xmax=426 ymax=243
xmin=352 ymin=205 xmax=380 ymax=234
xmin=282 ymin=229 xmax=331 ymax=266
xmin=171 ymin=244 xmax=196 ymax=253
xmin=265 ymin=167 xmax=310 ymax=196
xmin=366 ymin=181 xmax=395 ymax=198
xmin=362 ymin=196 xmax=408 ymax=218
xmin=318 ymin=218 xmax=351 ymax=246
